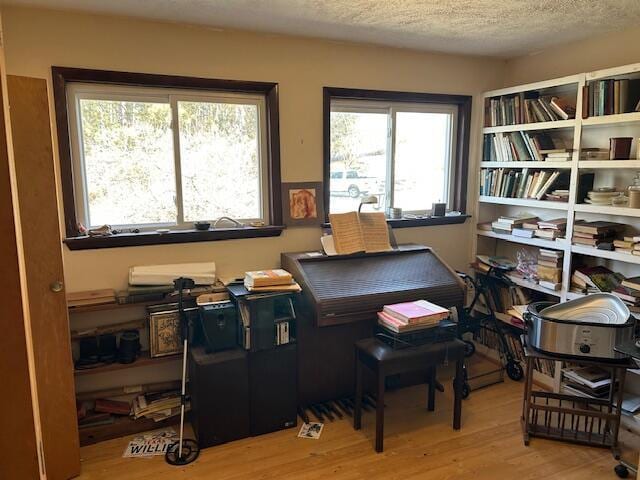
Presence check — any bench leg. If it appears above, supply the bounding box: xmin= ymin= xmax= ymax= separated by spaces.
xmin=427 ymin=366 xmax=436 ymax=412
xmin=375 ymin=371 xmax=385 ymax=453
xmin=354 ymin=350 xmax=362 ymax=430
xmin=453 ymin=357 xmax=463 ymax=430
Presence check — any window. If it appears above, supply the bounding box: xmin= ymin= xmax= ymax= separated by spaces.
xmin=68 ymin=84 xmax=267 ymax=230
xmin=53 ymin=67 xmax=282 ymax=245
xmin=324 ymin=88 xmax=471 ymax=220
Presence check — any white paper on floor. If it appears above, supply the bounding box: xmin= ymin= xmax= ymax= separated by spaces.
xmin=297 ymin=422 xmax=324 ymax=439
xmin=122 ymin=428 xmax=177 ymax=458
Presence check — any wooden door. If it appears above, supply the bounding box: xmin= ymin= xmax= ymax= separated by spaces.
xmin=8 ymin=75 xmax=80 ymax=479
xmin=0 ymin=64 xmax=42 ymax=480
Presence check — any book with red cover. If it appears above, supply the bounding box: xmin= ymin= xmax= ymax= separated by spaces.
xmin=382 ymin=300 xmax=449 ymax=325
xmin=94 ymin=398 xmax=131 ymax=416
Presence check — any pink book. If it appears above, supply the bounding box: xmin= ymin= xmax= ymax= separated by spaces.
xmin=383 ymin=300 xmax=448 ymax=324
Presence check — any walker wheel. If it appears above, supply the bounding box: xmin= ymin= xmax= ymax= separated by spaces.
xmin=165 ymin=439 xmax=200 ymax=466
xmin=462 ymin=383 xmax=470 ymax=400
xmin=506 ymin=361 xmax=524 ymax=381
xmin=614 ymin=464 xmax=629 ymax=478
xmin=463 ymin=340 xmax=475 ymax=357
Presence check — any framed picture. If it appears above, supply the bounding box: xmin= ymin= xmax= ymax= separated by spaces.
xmin=148 ymin=308 xmax=182 ymax=358
xmin=282 ymin=182 xmax=324 ymax=226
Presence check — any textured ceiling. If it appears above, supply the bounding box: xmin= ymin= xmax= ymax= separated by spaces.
xmin=6 ymin=0 xmax=640 ymax=57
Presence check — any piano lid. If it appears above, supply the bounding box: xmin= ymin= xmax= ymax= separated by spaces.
xmin=282 ymin=245 xmax=464 ymax=326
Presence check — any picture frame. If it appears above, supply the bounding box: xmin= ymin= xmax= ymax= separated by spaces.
xmin=282 ymin=182 xmax=324 ymax=226
xmin=148 ymin=308 xmax=182 ymax=358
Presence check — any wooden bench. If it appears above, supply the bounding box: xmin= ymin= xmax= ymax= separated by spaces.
xmin=354 ymin=338 xmax=466 ymax=452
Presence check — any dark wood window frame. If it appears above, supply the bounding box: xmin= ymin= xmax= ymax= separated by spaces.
xmin=52 ymin=66 xmax=283 ymax=250
xmin=323 ymin=87 xmax=472 ymax=227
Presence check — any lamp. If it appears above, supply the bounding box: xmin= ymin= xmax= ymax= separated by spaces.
xmin=358 ymin=195 xmax=378 ymax=212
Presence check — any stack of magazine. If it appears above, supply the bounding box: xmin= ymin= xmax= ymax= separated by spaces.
xmin=377 ymin=300 xmax=449 ymax=334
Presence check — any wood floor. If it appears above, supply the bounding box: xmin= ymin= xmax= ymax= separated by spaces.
xmin=78 ymin=378 xmax=638 ymax=479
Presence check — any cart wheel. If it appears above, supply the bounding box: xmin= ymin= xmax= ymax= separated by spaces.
xmin=462 ymin=383 xmax=470 ymax=400
xmin=614 ymin=464 xmax=629 ymax=478
xmin=506 ymin=361 xmax=524 ymax=381
xmin=463 ymin=340 xmax=475 ymax=357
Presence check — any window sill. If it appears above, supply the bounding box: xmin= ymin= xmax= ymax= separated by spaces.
xmin=63 ymin=225 xmax=286 ymax=250
xmin=321 ymin=214 xmax=470 ymax=229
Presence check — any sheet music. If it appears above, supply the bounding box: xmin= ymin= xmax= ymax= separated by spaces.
xmin=358 ymin=212 xmax=392 ymax=253
xmin=328 ymin=212 xmax=365 ymax=254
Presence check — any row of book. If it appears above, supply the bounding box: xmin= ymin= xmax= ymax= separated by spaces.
xmin=479 ymin=168 xmax=569 ymax=201
xmin=582 ymin=78 xmax=640 ymax=118
xmin=76 ymin=389 xmax=185 ymax=429
xmin=377 ymin=300 xmax=449 ymax=334
xmin=485 ymin=92 xmax=575 ymax=127
xmin=480 ymin=215 xmax=567 ymax=240
xmin=482 ymin=131 xmax=566 ymax=162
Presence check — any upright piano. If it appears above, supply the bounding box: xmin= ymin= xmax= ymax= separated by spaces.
xmin=281 ymin=244 xmax=465 ymax=405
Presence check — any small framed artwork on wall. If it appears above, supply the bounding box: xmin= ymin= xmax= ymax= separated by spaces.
xmin=282 ymin=182 xmax=324 ymax=226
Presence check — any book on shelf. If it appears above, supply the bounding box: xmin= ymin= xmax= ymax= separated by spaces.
xmin=485 ymin=92 xmax=575 ymax=127
xmin=583 ymin=78 xmax=640 ymax=117
xmin=512 ymin=228 xmax=535 ymax=238
xmin=483 ymin=131 xmax=559 ymax=162
xmin=537 ymin=218 xmax=567 ymax=230
xmin=622 ymin=276 xmax=640 ymax=291
xmin=573 ymin=220 xmax=626 ymax=236
xmin=611 ymin=285 xmax=640 ymax=305
xmin=537 ymin=265 xmax=562 ymax=283
xmin=580 ymin=148 xmax=610 ymax=160
xmin=539 ymin=248 xmax=563 ymax=259
xmin=94 ymin=398 xmax=131 ymax=416
xmin=572 ymin=266 xmax=623 ymax=293
xmin=538 ymin=256 xmax=562 ymax=268
xmin=479 ymin=168 xmax=569 ymax=200
xmin=538 ymin=280 xmax=561 ymax=291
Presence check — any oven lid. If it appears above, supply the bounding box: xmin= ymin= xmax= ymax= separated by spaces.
xmin=540 ymin=293 xmax=630 ymax=325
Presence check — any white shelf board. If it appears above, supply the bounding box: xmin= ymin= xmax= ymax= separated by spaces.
xmin=578 ymin=160 xmax=640 ymax=169
xmin=571 ymin=244 xmax=640 ymax=265
xmin=505 ymin=273 xmax=562 ymax=298
xmin=480 ymin=161 xmax=572 ymax=169
xmin=574 ymin=203 xmax=640 ymax=218
xmin=582 ymin=112 xmax=640 ymax=128
xmin=587 ymin=62 xmax=640 ymax=82
xmin=476 ymin=230 xmax=568 ymax=250
xmin=483 ymin=74 xmax=582 ymax=98
xmin=478 ymin=196 xmax=569 ymax=210
xmin=483 ymin=119 xmax=576 ymax=135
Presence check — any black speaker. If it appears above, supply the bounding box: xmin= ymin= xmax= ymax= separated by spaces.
xmin=189 ymin=346 xmax=250 ymax=448
xmin=198 ymin=302 xmax=238 ymax=352
xmin=248 ymin=343 xmax=297 ymax=436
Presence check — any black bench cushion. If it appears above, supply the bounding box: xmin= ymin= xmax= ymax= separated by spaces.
xmin=355 ymin=338 xmax=465 ymax=376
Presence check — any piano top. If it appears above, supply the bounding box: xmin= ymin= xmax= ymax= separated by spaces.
xmin=285 ymin=245 xmax=459 ymax=302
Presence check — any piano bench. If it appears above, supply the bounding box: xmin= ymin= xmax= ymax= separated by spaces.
xmin=353 ymin=338 xmax=466 ymax=453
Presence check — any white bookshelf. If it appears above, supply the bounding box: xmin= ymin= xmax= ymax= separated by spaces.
xmin=474 ymin=63 xmax=640 ymax=393
xmin=474 ymin=61 xmax=640 ymax=304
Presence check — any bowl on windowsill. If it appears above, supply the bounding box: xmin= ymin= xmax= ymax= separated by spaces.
xmin=194 ymin=221 xmax=211 ymax=231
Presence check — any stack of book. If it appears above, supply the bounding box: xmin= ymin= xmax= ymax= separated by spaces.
xmin=611 ymin=276 xmax=640 ymax=311
xmin=132 ymin=390 xmax=185 ymax=422
xmin=377 ymin=300 xmax=450 ymax=334
xmin=479 ymin=168 xmax=569 ymax=200
xmin=543 ymin=149 xmax=573 ymax=161
xmin=612 ymin=234 xmax=640 ymax=255
xmin=583 ymin=78 xmax=640 ymax=117
xmin=490 ymin=214 xmax=539 ymax=236
xmin=244 ymin=269 xmax=301 ymax=293
xmin=535 ymin=218 xmax=567 ymax=240
xmin=570 ymin=265 xmax=623 ymax=295
xmin=537 ymin=249 xmax=563 ymax=290
xmin=572 ymin=220 xmax=625 ymax=248
xmin=580 ymin=147 xmax=610 ymax=161
xmin=545 ymin=189 xmax=570 ymax=202
xmin=482 ymin=131 xmax=558 ymax=162
xmin=485 ymin=93 xmax=575 ymax=127
xmin=562 ymin=366 xmax=612 ymax=399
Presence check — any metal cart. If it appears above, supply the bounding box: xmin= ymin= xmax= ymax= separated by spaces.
xmin=613 ymin=339 xmax=640 ymax=478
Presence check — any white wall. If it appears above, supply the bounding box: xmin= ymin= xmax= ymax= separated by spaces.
xmin=2 ymin=6 xmax=506 ymax=291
